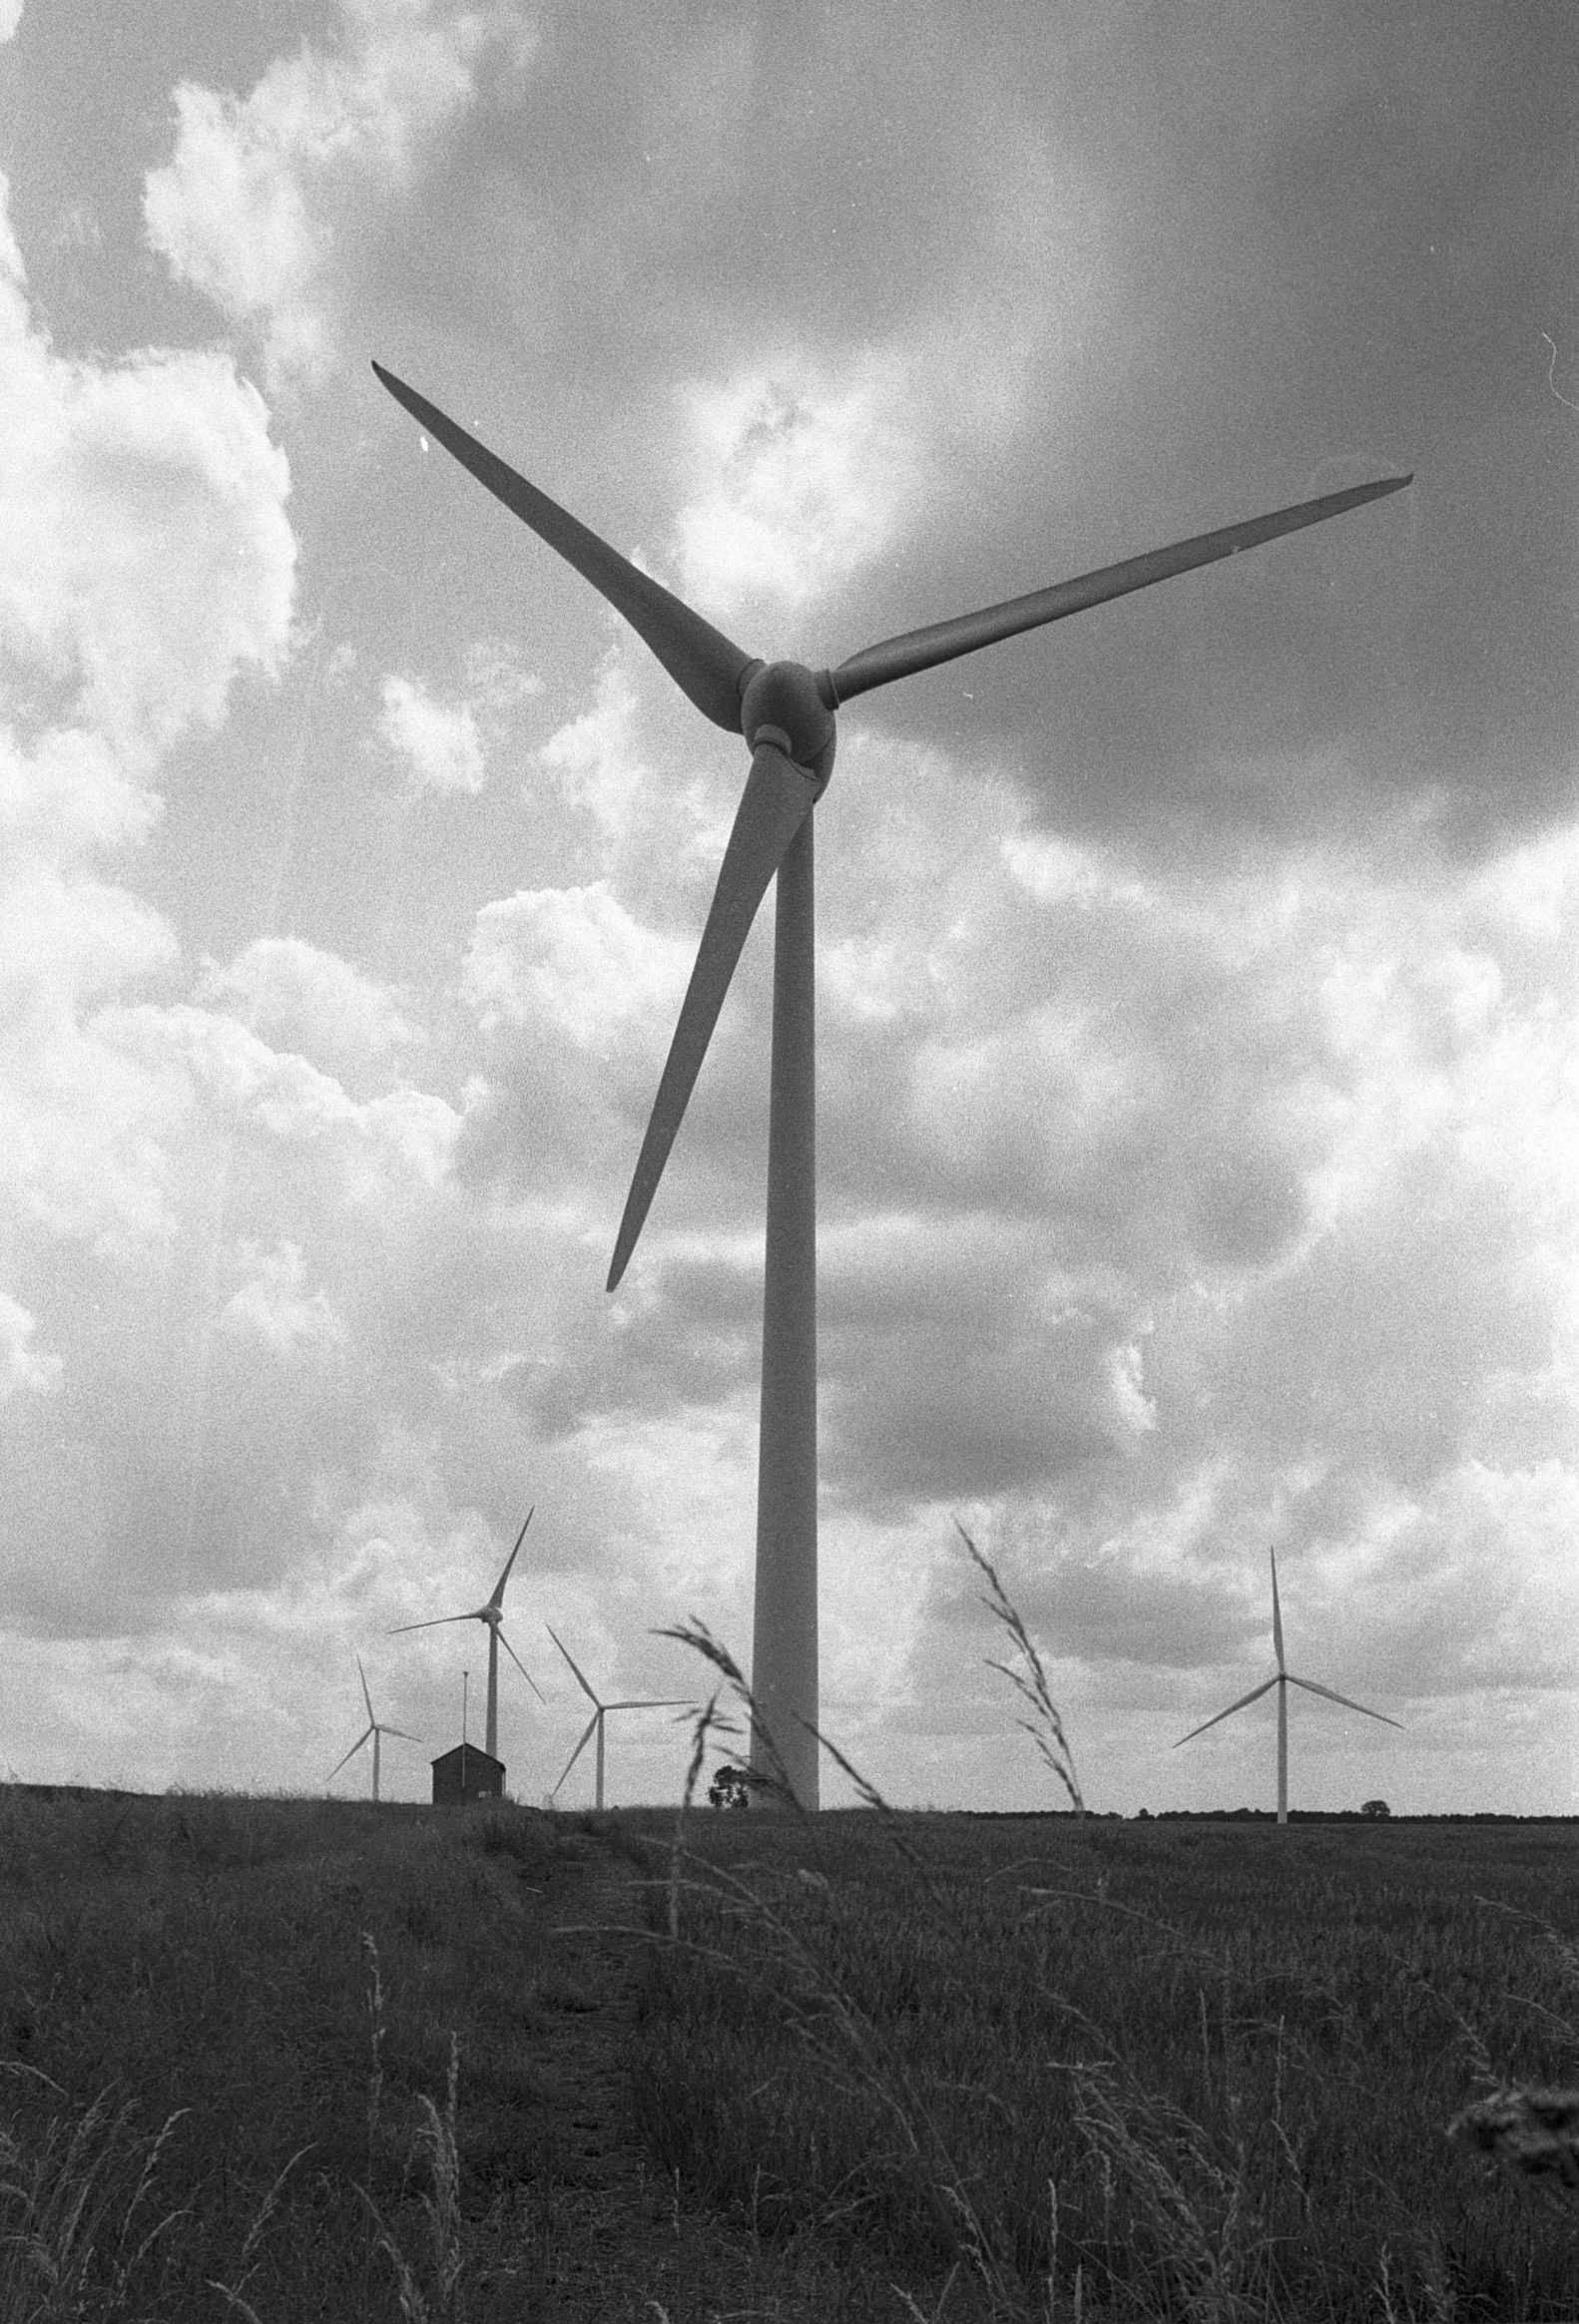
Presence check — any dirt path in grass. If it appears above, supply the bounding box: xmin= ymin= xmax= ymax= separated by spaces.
xmin=455 ymin=1832 xmax=670 ymax=2317
xmin=478 ymin=1831 xmax=927 ymax=2323
xmin=524 ymin=1838 xmax=665 ymax=2223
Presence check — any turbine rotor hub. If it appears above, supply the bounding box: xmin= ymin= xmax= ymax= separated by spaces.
xmin=739 ymin=660 xmax=836 ymax=788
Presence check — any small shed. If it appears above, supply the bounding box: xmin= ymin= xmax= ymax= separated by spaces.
xmin=431 ymin=1742 xmax=504 ymax=1805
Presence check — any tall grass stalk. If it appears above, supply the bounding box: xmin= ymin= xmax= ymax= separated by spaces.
xmin=208 ymin=2144 xmax=313 ymax=2322
xmin=0 ymin=2066 xmax=191 ymax=2321
xmin=360 ymin=2033 xmax=466 ymax=2324
xmin=362 ymin=1929 xmax=387 ymax=2162
xmin=957 ymin=1522 xmax=1084 ymax=1815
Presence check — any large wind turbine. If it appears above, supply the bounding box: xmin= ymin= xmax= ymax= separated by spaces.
xmin=545 ymin=1626 xmax=688 ymax=1811
xmin=388 ymin=1510 xmax=542 ymax=1760
xmin=1174 ymin=1547 xmax=1401 ymax=1823
xmin=327 ymin=1656 xmax=422 ymax=1802
xmin=373 ymin=356 xmax=1410 ymax=1808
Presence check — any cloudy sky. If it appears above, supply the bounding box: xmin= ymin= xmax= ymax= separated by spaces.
xmin=1 ymin=0 xmax=1574 ymax=1812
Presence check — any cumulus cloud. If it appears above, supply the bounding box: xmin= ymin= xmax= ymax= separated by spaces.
xmin=143 ymin=0 xmax=505 ymax=384
xmin=0 ymin=724 xmax=162 ymax=863
xmin=0 ymin=1292 xmax=60 ymax=1398
xmin=463 ymin=881 xmax=692 ymax=1051
xmin=0 ymin=869 xmax=183 ymax=1250
xmin=0 ymin=179 xmax=295 ymax=765
xmin=99 ymin=1004 xmax=462 ymax=1198
xmin=220 ymin=1239 xmax=346 ymax=1357
xmin=538 ymin=652 xmax=650 ymax=843
xmin=0 ymin=169 xmax=295 ymax=1258
xmin=378 ymin=672 xmax=485 ymax=794
xmin=196 ymin=937 xmax=422 ymax=1076
xmin=675 ymin=348 xmax=925 ymax=625
xmin=463 ymin=637 xmax=544 ymax=711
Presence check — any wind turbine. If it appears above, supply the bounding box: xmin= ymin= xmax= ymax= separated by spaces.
xmin=327 ymin=1656 xmax=421 ymax=1802
xmin=388 ymin=1510 xmax=543 ymax=1760
xmin=545 ymin=1626 xmax=688 ymax=1811
xmin=1174 ymin=1546 xmax=1401 ymax=1823
xmin=373 ymin=356 xmax=1411 ymax=1808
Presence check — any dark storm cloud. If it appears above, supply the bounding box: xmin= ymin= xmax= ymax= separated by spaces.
xmin=819 ymin=1216 xmax=1143 ymax=1509
xmin=380 ymin=0 xmax=1572 ymax=855
xmin=1158 ymin=1148 xmax=1558 ymax=1495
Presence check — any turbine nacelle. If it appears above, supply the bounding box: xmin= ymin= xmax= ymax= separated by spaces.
xmin=738 ymin=659 xmax=836 ymax=786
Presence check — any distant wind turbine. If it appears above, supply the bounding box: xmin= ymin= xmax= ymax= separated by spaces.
xmin=389 ymin=1511 xmax=543 ymax=1759
xmin=1174 ymin=1547 xmax=1401 ymax=1823
xmin=373 ymin=355 xmax=1411 ymax=1808
xmin=327 ymin=1656 xmax=421 ymax=1802
xmin=546 ymin=1626 xmax=688 ymax=1811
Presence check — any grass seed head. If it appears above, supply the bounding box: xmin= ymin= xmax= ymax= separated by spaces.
xmin=956 ymin=1521 xmax=1084 ymax=1815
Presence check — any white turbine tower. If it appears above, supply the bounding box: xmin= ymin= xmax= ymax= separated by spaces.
xmin=1174 ymin=1547 xmax=1401 ymax=1823
xmin=388 ymin=1511 xmax=543 ymax=1760
xmin=327 ymin=1656 xmax=421 ymax=1802
xmin=373 ymin=356 xmax=1410 ymax=1808
xmin=546 ymin=1626 xmax=688 ymax=1812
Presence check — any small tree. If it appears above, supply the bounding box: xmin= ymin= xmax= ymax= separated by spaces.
xmin=709 ymin=1763 xmax=753 ymax=1810
xmin=1360 ymin=1797 xmax=1390 ymax=1819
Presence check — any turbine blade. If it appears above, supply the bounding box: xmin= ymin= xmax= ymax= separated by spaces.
xmin=1286 ymin=1673 xmax=1402 ymax=1728
xmin=371 ymin=363 xmax=755 ymax=733
xmin=1173 ymin=1675 xmax=1279 ymax=1748
xmin=606 ymin=1698 xmax=691 ymax=1711
xmin=827 ymin=474 xmax=1414 ymax=704
xmin=552 ymin=1713 xmax=600 ymax=1796
xmin=379 ymin=1725 xmax=424 ymax=1744
xmin=498 ymin=1624 xmax=546 ymax=1703
xmin=387 ymin=1613 xmax=477 ymax=1634
xmin=608 ymin=739 xmax=818 ymax=1289
xmin=1271 ymin=1546 xmax=1286 ymax=1673
xmin=327 ymin=1727 xmax=372 ymax=1783
xmin=546 ymin=1624 xmax=602 ymax=1709
xmin=357 ymin=1654 xmax=375 ymax=1724
xmin=489 ymin=1507 xmax=534 ymax=1610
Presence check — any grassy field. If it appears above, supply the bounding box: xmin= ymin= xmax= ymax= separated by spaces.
xmin=2 ymin=1778 xmax=1578 ymax=2323
xmin=0 ymin=1788 xmax=613 ymax=2321
xmin=626 ymin=1805 xmax=1579 ymax=2319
